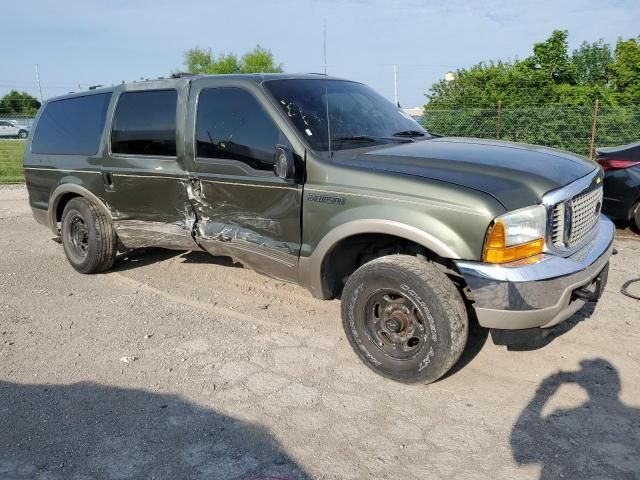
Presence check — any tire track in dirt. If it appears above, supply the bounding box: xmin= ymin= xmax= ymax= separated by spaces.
xmin=108 ymin=272 xmax=284 ymax=329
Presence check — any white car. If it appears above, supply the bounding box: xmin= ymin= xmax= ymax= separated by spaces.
xmin=0 ymin=120 xmax=30 ymax=139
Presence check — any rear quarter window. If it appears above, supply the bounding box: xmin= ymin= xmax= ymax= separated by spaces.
xmin=111 ymin=90 xmax=177 ymax=157
xmin=31 ymin=93 xmax=111 ymax=155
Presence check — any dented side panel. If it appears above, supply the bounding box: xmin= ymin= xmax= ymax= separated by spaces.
xmin=184 ymin=78 xmax=306 ymax=283
xmin=102 ymin=80 xmax=201 ymax=251
xmin=192 ymin=178 xmax=302 ymax=282
xmin=107 ymin=174 xmax=200 ymax=251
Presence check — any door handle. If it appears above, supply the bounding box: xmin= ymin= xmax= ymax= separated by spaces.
xmin=103 ymin=171 xmax=115 ymax=191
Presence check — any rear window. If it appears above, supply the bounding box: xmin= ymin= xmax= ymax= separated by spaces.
xmin=31 ymin=93 xmax=111 ymax=155
xmin=111 ymin=90 xmax=177 ymax=157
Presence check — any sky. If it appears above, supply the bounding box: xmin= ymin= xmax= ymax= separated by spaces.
xmin=1 ymin=0 xmax=639 ymax=107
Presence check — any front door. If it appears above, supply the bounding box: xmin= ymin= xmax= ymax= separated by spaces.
xmin=187 ymin=81 xmax=303 ymax=282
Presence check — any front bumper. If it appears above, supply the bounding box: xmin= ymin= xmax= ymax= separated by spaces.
xmin=455 ymin=215 xmax=615 ymax=330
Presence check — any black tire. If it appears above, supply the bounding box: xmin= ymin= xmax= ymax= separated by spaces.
xmin=341 ymin=255 xmax=468 ymax=384
xmin=61 ymin=197 xmax=117 ymax=274
xmin=631 ymin=201 xmax=640 ymax=233
xmin=17 ymin=130 xmax=28 ymax=139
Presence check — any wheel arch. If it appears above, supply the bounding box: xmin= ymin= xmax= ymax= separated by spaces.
xmin=49 ymin=184 xmax=112 ymax=235
xmin=298 ymin=219 xmax=462 ymax=299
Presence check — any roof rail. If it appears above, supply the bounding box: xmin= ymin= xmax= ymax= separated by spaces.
xmin=170 ymin=72 xmax=196 ymax=79
xmin=88 ymin=85 xmax=103 ymax=90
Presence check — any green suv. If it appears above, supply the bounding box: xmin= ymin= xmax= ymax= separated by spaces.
xmin=23 ymin=74 xmax=614 ymax=383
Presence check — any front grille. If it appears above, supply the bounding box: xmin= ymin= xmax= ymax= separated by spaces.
xmin=551 ymin=203 xmax=565 ymax=247
xmin=568 ymin=187 xmax=603 ymax=246
xmin=551 ymin=185 xmax=602 ymax=249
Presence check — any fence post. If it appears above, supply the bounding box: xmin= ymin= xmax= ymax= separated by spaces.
xmin=496 ymin=100 xmax=502 ymax=140
xmin=589 ymin=99 xmax=600 ymax=160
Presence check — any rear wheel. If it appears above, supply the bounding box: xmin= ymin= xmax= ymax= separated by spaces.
xmin=17 ymin=130 xmax=28 ymax=139
xmin=341 ymin=255 xmax=468 ymax=384
xmin=61 ymin=197 xmax=117 ymax=273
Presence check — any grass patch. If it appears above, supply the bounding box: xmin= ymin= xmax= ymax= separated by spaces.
xmin=0 ymin=140 xmax=26 ymax=183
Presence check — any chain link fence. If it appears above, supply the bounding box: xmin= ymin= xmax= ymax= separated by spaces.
xmin=422 ymin=103 xmax=640 ymax=158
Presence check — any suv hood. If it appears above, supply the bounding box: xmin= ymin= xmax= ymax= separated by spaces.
xmin=344 ymin=137 xmax=597 ymax=210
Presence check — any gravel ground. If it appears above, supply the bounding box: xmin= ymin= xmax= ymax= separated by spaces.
xmin=1 ymin=185 xmax=639 ymax=480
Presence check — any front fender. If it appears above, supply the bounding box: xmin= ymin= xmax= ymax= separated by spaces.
xmin=298 ymin=200 xmax=500 ymax=299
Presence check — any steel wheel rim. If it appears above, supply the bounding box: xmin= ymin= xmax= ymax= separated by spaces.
xmin=69 ymin=214 xmax=89 ymax=258
xmin=362 ymin=289 xmax=428 ymax=360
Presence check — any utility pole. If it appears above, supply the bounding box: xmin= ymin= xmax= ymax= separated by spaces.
xmin=496 ymin=100 xmax=502 ymax=140
xmin=35 ymin=64 xmax=43 ymax=102
xmin=323 ymin=21 xmax=327 ymax=74
xmin=393 ymin=65 xmax=398 ymax=107
xmin=589 ymin=98 xmax=600 ymax=160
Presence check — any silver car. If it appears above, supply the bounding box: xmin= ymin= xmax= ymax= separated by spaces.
xmin=0 ymin=120 xmax=30 ymax=138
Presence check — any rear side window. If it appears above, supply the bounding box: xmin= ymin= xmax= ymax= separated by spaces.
xmin=31 ymin=93 xmax=111 ymax=155
xmin=111 ymin=90 xmax=177 ymax=156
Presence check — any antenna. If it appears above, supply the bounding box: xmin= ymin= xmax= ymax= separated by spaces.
xmin=323 ymin=21 xmax=327 ymax=74
xmin=393 ymin=64 xmax=399 ymax=107
xmin=35 ymin=64 xmax=43 ymax=102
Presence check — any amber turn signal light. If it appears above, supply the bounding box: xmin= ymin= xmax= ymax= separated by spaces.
xmin=483 ymin=221 xmax=545 ymax=264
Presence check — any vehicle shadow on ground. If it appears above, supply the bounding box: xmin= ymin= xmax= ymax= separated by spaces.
xmin=511 ymin=358 xmax=640 ymax=479
xmin=0 ymin=381 xmax=307 ymax=480
xmin=504 ymin=302 xmax=596 ymax=352
xmin=112 ymin=248 xmax=243 ymax=273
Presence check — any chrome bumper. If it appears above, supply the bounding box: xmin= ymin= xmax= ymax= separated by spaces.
xmin=455 ymin=215 xmax=615 ymax=329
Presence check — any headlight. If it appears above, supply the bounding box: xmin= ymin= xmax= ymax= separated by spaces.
xmin=483 ymin=205 xmax=546 ymax=264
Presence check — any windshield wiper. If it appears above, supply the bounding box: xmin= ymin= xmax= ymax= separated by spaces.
xmin=332 ymin=135 xmax=378 ymax=143
xmin=391 ymin=130 xmax=426 ymax=138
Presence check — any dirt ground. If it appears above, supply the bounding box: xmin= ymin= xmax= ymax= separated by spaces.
xmin=1 ymin=184 xmax=639 ymax=480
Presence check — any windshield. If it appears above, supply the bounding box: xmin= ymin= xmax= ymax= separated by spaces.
xmin=263 ymin=79 xmax=428 ymax=152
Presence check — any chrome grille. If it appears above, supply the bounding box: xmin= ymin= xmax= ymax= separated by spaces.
xmin=568 ymin=186 xmax=603 ymax=247
xmin=551 ymin=203 xmax=565 ymax=247
xmin=551 ymin=185 xmax=603 ymax=249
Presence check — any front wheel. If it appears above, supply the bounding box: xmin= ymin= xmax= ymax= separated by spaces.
xmin=341 ymin=255 xmax=468 ymax=384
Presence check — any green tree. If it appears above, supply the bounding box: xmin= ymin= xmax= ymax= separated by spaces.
xmin=609 ymin=37 xmax=640 ymax=103
xmin=426 ymin=60 xmax=555 ymax=108
xmin=240 ymin=45 xmax=283 ymax=73
xmin=571 ymin=40 xmax=613 ymax=86
xmin=528 ymin=30 xmax=576 ymax=84
xmin=182 ymin=45 xmax=282 ymax=75
xmin=423 ymin=31 xmax=640 ymax=154
xmin=0 ymin=91 xmax=41 ymax=116
xmin=183 ymin=47 xmax=215 ymax=74
xmin=425 ymin=30 xmax=640 ymax=108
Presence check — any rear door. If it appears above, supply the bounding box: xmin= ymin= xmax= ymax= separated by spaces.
xmin=102 ymin=81 xmax=199 ymax=250
xmin=185 ymin=78 xmax=304 ymax=282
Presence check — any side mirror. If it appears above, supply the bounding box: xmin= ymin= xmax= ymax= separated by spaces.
xmin=274 ymin=145 xmax=295 ymax=180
